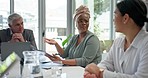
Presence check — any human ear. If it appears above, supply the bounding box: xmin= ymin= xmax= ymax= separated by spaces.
xmin=8 ymin=24 xmax=11 ymax=27
xmin=122 ymin=14 xmax=130 ymax=24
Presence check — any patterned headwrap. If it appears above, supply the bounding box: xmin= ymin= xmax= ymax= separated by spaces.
xmin=73 ymin=5 xmax=90 ymax=21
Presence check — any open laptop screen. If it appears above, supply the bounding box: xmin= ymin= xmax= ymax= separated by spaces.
xmin=1 ymin=42 xmax=32 ymax=61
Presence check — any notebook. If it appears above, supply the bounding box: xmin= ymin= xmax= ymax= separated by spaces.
xmin=1 ymin=42 xmax=32 ymax=61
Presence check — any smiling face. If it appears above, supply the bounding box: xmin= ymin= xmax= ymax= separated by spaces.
xmin=76 ymin=13 xmax=90 ymax=34
xmin=9 ymin=18 xmax=24 ymax=33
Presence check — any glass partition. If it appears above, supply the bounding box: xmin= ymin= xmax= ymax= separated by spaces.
xmin=14 ymin=0 xmax=39 ymax=48
xmin=45 ymin=0 xmax=67 ymax=53
xmin=0 ymin=0 xmax=10 ymax=29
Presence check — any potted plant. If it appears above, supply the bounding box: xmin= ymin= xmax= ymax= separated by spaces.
xmin=62 ymin=34 xmax=72 ymax=49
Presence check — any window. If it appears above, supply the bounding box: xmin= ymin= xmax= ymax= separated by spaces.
xmin=14 ymin=0 xmax=39 ymax=48
xmin=0 ymin=0 xmax=10 ymax=29
xmin=75 ymin=0 xmax=111 ymax=40
xmin=94 ymin=0 xmax=111 ymax=40
xmin=57 ymin=28 xmax=66 ymax=36
xmin=74 ymin=0 xmax=94 ymax=34
xmin=45 ymin=0 xmax=67 ymax=53
xmin=1 ymin=0 xmax=120 ymax=52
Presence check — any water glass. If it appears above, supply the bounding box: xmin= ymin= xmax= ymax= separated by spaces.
xmin=51 ymin=67 xmax=62 ymax=78
xmin=51 ymin=61 xmax=63 ymax=78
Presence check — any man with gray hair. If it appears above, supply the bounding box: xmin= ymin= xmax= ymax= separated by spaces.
xmin=0 ymin=13 xmax=37 ymax=52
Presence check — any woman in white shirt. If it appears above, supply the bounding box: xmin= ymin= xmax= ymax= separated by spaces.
xmin=84 ymin=0 xmax=148 ymax=78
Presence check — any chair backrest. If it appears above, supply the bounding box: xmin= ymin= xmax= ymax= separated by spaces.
xmin=99 ymin=40 xmax=105 ymax=53
xmin=99 ymin=40 xmax=114 ymax=53
xmin=104 ymin=40 xmax=114 ymax=52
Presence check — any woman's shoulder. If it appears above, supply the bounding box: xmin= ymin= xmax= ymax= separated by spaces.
xmin=0 ymin=28 xmax=10 ymax=35
xmin=86 ymin=31 xmax=99 ymax=39
xmin=86 ymin=31 xmax=96 ymax=37
xmin=83 ymin=31 xmax=99 ymax=42
xmin=69 ymin=34 xmax=78 ymax=42
xmin=112 ymin=35 xmax=125 ymax=46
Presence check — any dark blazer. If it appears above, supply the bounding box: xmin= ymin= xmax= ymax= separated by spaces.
xmin=0 ymin=28 xmax=37 ymax=52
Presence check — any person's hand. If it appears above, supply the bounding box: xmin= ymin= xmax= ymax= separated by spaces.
xmin=84 ymin=71 xmax=97 ymax=78
xmin=10 ymin=33 xmax=25 ymax=42
xmin=84 ymin=63 xmax=102 ymax=78
xmin=45 ymin=53 xmax=62 ymax=61
xmin=44 ymin=38 xmax=57 ymax=45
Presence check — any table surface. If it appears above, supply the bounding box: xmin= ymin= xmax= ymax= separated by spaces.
xmin=6 ymin=61 xmax=84 ymax=78
xmin=4 ymin=54 xmax=85 ymax=78
xmin=43 ymin=66 xmax=84 ymax=78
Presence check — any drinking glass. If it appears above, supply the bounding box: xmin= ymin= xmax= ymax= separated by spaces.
xmin=51 ymin=61 xmax=63 ymax=78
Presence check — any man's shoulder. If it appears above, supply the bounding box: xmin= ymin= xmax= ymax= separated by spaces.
xmin=24 ymin=29 xmax=33 ymax=32
xmin=23 ymin=29 xmax=33 ymax=34
xmin=0 ymin=28 xmax=10 ymax=33
xmin=23 ymin=29 xmax=34 ymax=37
xmin=0 ymin=28 xmax=9 ymax=31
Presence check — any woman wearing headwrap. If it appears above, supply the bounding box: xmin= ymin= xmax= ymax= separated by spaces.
xmin=44 ymin=5 xmax=102 ymax=67
xmin=84 ymin=0 xmax=148 ymax=78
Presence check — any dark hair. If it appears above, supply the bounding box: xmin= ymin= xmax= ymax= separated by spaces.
xmin=117 ymin=0 xmax=148 ymax=27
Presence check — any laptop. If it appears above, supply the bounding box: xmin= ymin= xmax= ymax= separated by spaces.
xmin=1 ymin=42 xmax=32 ymax=61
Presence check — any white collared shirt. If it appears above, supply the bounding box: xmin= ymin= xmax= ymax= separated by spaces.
xmin=98 ymin=29 xmax=148 ymax=78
